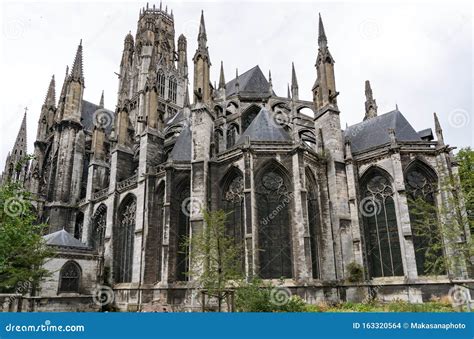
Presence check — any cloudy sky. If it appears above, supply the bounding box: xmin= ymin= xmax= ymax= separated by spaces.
xmin=0 ymin=0 xmax=472 ymax=169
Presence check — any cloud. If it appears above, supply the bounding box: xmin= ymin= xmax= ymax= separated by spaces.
xmin=0 ymin=1 xmax=472 ymax=171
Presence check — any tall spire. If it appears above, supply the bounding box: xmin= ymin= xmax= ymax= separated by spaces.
xmin=268 ymin=69 xmax=273 ymax=95
xmin=198 ymin=10 xmax=207 ymax=49
xmin=313 ymin=12 xmax=337 ymax=110
xmin=99 ymin=90 xmax=104 ymax=108
xmin=44 ymin=75 xmax=56 ymax=107
xmin=318 ymin=13 xmax=327 ymax=47
xmin=364 ymin=80 xmax=378 ymax=120
xmin=287 ymin=83 xmax=291 ymax=99
xmin=433 ymin=112 xmax=444 ymax=145
xmin=70 ymin=40 xmax=84 ymax=83
xmin=13 ymin=110 xmax=27 ymax=159
xmin=291 ymin=62 xmax=299 ymax=100
xmin=219 ymin=61 xmax=225 ymax=89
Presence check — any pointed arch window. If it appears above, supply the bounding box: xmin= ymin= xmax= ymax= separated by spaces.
xmin=223 ymin=175 xmax=245 ymax=271
xmin=361 ymin=173 xmax=403 ymax=278
xmin=257 ymin=170 xmax=292 ymax=279
xmin=172 ymin=180 xmax=190 ymax=281
xmin=59 ymin=261 xmax=81 ymax=293
xmin=168 ymin=76 xmax=177 ymax=103
xmin=91 ymin=205 xmax=107 ymax=250
xmin=157 ymin=71 xmax=166 ymax=98
xmin=405 ymin=167 xmax=444 ymax=275
xmin=306 ymin=170 xmax=321 ymax=279
xmin=114 ymin=195 xmax=136 ymax=283
xmin=74 ymin=212 xmax=84 ymax=240
xmin=227 ymin=124 xmax=239 ymax=149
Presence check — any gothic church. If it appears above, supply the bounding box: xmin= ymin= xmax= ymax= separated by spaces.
xmin=1 ymin=4 xmax=471 ymax=311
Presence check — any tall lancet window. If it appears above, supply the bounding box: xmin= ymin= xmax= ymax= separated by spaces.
xmin=227 ymin=124 xmax=239 ymax=149
xmin=91 ymin=204 xmax=107 ymax=251
xmin=157 ymin=71 xmax=166 ymax=98
xmin=223 ymin=175 xmax=245 ymax=271
xmin=405 ymin=166 xmax=444 ymax=275
xmin=306 ymin=169 xmax=321 ymax=279
xmin=168 ymin=76 xmax=177 ymax=103
xmin=114 ymin=194 xmax=136 ymax=283
xmin=361 ymin=172 xmax=403 ymax=278
xmin=257 ymin=169 xmax=292 ymax=279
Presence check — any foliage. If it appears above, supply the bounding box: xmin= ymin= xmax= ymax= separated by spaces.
xmin=235 ymin=279 xmax=306 ymax=312
xmin=456 ymin=147 xmax=474 ymax=232
xmin=408 ymin=171 xmax=473 ymax=276
xmin=346 ymin=262 xmax=364 ymax=283
xmin=0 ymin=181 xmax=52 ymax=293
xmin=304 ymin=300 xmax=457 ymax=313
xmin=185 ymin=209 xmax=243 ymax=311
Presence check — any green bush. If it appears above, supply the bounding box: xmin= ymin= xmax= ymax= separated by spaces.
xmin=346 ymin=262 xmax=364 ymax=283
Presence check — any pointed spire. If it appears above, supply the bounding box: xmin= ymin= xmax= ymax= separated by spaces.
xmin=291 ymin=62 xmax=299 ymax=100
xmin=291 ymin=62 xmax=298 ymax=87
xmin=287 ymin=83 xmax=291 ymax=99
xmin=70 ymin=40 xmax=84 ymax=83
xmin=219 ymin=61 xmax=225 ymax=89
xmin=99 ymin=90 xmax=104 ymax=108
xmin=433 ymin=112 xmax=444 ymax=145
xmin=13 ymin=110 xmax=27 ymax=160
xmin=235 ymin=68 xmax=240 ymax=94
xmin=44 ymin=75 xmax=56 ymax=107
xmin=364 ymin=80 xmax=378 ymax=120
xmin=318 ymin=13 xmax=327 ymax=47
xmin=60 ymin=65 xmax=69 ymax=99
xmin=198 ymin=10 xmax=207 ymax=49
xmin=267 ymin=69 xmax=273 ymax=95
xmin=184 ymin=84 xmax=190 ymax=107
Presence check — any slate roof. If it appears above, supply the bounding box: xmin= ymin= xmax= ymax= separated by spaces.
xmin=235 ymin=107 xmax=291 ymax=145
xmin=43 ymin=229 xmax=89 ymax=249
xmin=344 ymin=110 xmax=421 ymax=153
xmin=225 ymin=65 xmax=275 ymax=97
xmin=170 ymin=124 xmax=192 ymax=161
xmin=81 ymin=100 xmax=115 ymax=133
xmin=417 ymin=128 xmax=433 ymax=140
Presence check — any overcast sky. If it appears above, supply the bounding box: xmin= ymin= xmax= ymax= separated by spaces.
xmin=0 ymin=0 xmax=472 ymax=170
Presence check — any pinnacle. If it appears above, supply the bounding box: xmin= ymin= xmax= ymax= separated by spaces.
xmin=70 ymin=40 xmax=84 ymax=82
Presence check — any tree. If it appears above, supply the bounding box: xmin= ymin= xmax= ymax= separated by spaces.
xmin=184 ymin=209 xmax=243 ymax=312
xmin=456 ymin=147 xmax=474 ymax=232
xmin=0 ymin=181 xmax=51 ymax=293
xmin=408 ymin=150 xmax=474 ymax=276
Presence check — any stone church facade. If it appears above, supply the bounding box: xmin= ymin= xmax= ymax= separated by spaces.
xmin=1 ymin=5 xmax=471 ymax=311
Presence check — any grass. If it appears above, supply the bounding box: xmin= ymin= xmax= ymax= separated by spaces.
xmin=303 ymin=298 xmax=465 ymax=312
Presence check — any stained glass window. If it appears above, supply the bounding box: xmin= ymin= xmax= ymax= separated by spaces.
xmin=114 ymin=195 xmax=136 ymax=283
xmin=257 ymin=171 xmax=292 ymax=279
xmin=362 ymin=173 xmax=403 ymax=278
